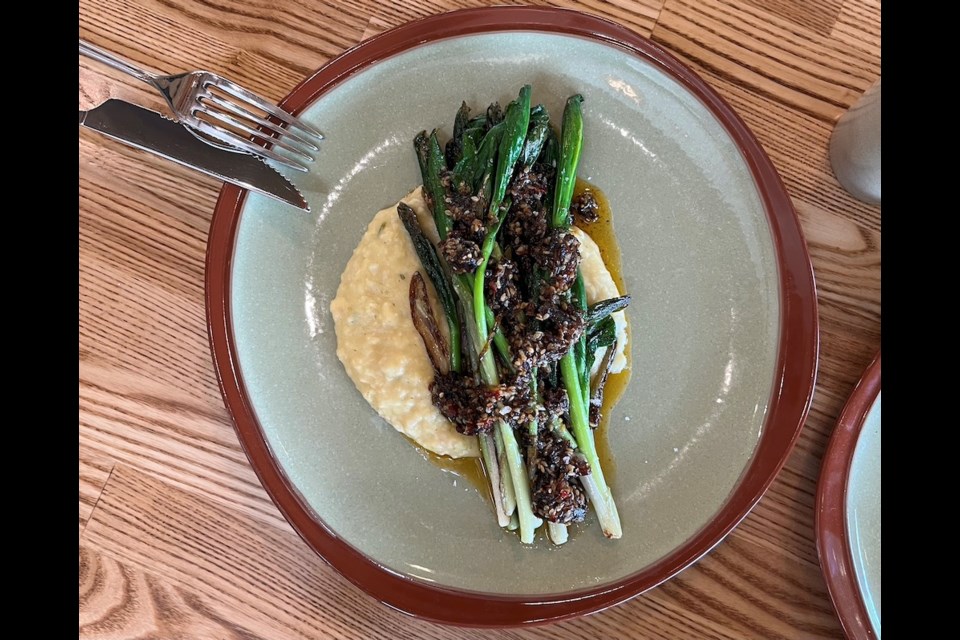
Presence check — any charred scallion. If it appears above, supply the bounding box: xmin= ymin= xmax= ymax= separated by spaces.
xmin=405 ymin=86 xmax=627 ymax=544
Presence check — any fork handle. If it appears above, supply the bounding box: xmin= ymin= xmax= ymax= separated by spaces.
xmin=79 ymin=39 xmax=157 ymax=86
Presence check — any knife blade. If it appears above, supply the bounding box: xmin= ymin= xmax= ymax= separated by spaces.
xmin=79 ymin=99 xmax=309 ymax=211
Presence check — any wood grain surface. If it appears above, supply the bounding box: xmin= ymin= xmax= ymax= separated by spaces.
xmin=78 ymin=1 xmax=881 ymax=637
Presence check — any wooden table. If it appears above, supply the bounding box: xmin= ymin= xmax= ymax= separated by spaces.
xmin=79 ymin=1 xmax=881 ymax=638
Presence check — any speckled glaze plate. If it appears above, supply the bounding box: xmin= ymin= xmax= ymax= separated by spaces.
xmin=817 ymin=352 xmax=881 ymax=639
xmin=206 ymin=7 xmax=818 ymax=626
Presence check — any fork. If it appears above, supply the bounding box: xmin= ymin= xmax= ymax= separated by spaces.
xmin=79 ymin=39 xmax=323 ymax=172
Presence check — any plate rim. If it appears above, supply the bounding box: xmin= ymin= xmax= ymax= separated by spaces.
xmin=816 ymin=351 xmax=881 ymax=639
xmin=205 ymin=5 xmax=820 ymax=626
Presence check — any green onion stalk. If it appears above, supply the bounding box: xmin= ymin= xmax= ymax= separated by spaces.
xmin=397 ymin=203 xmax=512 ymax=526
xmin=408 ymin=87 xmax=624 ymax=543
xmin=470 ymin=85 xmax=543 ymax=544
xmin=552 ymin=94 xmax=622 ymax=539
xmin=412 ymin=86 xmax=544 ymax=543
xmin=446 ymin=271 xmax=513 ymax=525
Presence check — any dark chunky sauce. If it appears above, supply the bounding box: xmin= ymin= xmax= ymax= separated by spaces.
xmin=420 ymin=180 xmax=631 ymax=507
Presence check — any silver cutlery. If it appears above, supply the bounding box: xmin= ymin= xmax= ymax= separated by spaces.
xmin=80 ymin=100 xmax=309 ymax=211
xmin=79 ymin=39 xmax=323 ymax=172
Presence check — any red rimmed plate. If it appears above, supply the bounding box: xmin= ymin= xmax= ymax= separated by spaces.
xmin=816 ymin=352 xmax=881 ymax=638
xmin=206 ymin=6 xmax=819 ymax=626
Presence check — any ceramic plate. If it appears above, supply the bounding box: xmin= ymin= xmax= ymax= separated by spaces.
xmin=817 ymin=352 xmax=881 ymax=639
xmin=206 ymin=7 xmax=818 ymax=625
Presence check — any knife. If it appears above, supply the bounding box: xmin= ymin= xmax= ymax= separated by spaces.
xmin=79 ymin=99 xmax=309 ymax=211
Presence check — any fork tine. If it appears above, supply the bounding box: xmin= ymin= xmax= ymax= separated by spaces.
xmin=191 ymin=120 xmax=311 ymax=172
xmin=209 ymin=78 xmax=325 ymax=142
xmin=199 ymin=93 xmax=320 ymax=152
xmin=195 ymin=108 xmax=316 ymax=162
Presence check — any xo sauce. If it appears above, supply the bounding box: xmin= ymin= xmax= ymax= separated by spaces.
xmin=415 ymin=180 xmax=632 ymax=533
